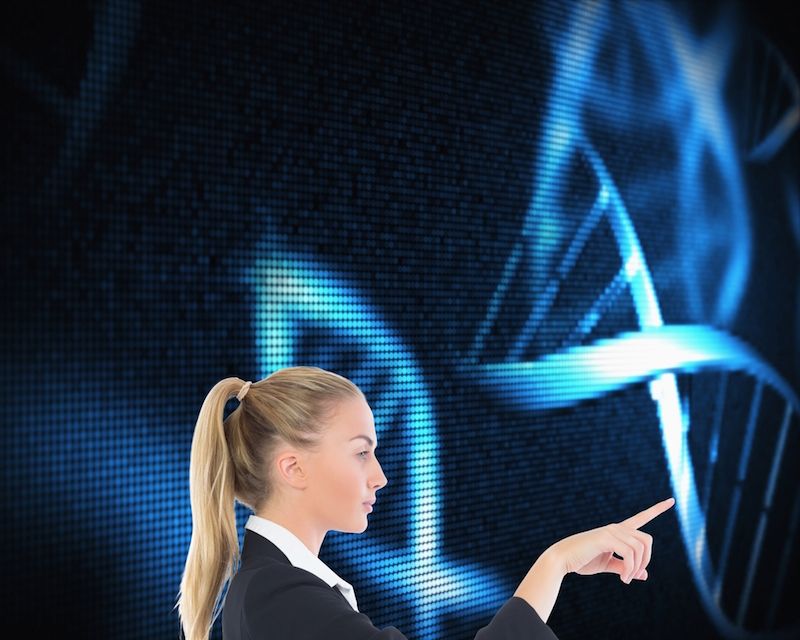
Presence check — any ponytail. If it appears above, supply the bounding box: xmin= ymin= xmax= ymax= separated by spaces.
xmin=176 ymin=377 xmax=242 ymax=640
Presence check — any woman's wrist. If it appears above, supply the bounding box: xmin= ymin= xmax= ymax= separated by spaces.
xmin=512 ymin=545 xmax=566 ymax=624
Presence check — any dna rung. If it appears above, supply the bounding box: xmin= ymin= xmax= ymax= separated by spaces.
xmin=688 ymin=367 xmax=799 ymax=637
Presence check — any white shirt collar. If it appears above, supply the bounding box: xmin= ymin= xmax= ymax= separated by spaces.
xmin=245 ymin=514 xmax=359 ymax=612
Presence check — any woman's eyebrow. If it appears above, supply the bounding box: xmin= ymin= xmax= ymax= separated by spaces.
xmin=349 ymin=435 xmax=375 ymax=447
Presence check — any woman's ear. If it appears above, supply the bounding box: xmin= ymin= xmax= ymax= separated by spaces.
xmin=274 ymin=449 xmax=311 ymax=489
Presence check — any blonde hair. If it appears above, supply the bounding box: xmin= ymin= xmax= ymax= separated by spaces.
xmin=175 ymin=365 xmax=364 ymax=640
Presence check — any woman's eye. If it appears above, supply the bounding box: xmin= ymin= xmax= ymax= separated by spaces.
xmin=358 ymin=451 xmax=369 ymax=459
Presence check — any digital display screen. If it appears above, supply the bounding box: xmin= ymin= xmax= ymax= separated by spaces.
xmin=3 ymin=1 xmax=798 ymax=638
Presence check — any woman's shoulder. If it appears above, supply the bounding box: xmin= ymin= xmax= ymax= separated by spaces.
xmin=234 ymin=557 xmax=337 ymax=600
xmin=225 ymin=561 xmax=408 ymax=639
xmin=226 ymin=560 xmax=344 ymax=637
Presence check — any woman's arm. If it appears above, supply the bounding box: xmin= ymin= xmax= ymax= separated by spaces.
xmin=511 ymin=545 xmax=565 ymax=624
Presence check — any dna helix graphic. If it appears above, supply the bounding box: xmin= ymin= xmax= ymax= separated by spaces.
xmin=461 ymin=1 xmax=800 ymax=638
xmin=462 ymin=139 xmax=800 ymax=637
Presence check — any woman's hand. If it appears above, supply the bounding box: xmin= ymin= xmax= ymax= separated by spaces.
xmin=549 ymin=497 xmax=675 ymax=584
xmin=512 ymin=497 xmax=674 ymax=622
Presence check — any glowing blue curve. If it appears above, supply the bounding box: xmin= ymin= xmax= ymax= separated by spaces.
xmin=245 ymin=251 xmax=511 ymax=639
xmin=662 ymin=6 xmax=752 ymax=327
xmin=475 ymin=324 xmax=798 ymax=412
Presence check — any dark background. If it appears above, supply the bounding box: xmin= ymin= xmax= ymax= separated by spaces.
xmin=2 ymin=1 xmax=798 ymax=638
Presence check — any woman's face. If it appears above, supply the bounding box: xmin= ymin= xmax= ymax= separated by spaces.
xmin=305 ymin=394 xmax=388 ymax=533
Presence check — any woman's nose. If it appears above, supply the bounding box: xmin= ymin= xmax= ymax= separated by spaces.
xmin=373 ymin=459 xmax=388 ymax=489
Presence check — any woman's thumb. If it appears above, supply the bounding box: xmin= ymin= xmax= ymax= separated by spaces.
xmin=606 ymin=557 xmax=648 ymax=581
xmin=607 ymin=556 xmax=628 ymax=578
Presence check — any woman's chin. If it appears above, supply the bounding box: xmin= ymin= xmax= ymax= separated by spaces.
xmin=337 ymin=518 xmax=369 ymax=534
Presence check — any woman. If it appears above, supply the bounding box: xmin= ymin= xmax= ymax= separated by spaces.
xmin=176 ymin=366 xmax=674 ymax=640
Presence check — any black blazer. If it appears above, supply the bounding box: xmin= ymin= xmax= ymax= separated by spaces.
xmin=222 ymin=529 xmax=560 ymax=639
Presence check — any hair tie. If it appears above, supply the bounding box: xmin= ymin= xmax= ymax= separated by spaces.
xmin=236 ymin=381 xmax=252 ymax=402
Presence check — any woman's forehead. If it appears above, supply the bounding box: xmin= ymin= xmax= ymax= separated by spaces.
xmin=330 ymin=397 xmax=376 ymax=439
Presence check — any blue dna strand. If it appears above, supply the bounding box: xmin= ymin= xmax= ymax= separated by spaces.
xmin=460 ymin=1 xmax=799 ymax=637
xmin=534 ymin=0 xmax=753 ymax=330
xmin=735 ymin=30 xmax=800 ymax=163
xmin=246 ymin=252 xmax=515 ymax=640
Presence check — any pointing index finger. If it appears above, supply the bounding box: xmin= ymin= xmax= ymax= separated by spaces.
xmin=622 ymin=497 xmax=675 ymax=530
